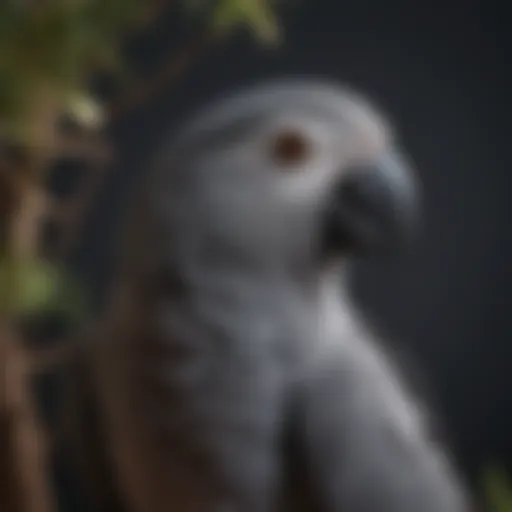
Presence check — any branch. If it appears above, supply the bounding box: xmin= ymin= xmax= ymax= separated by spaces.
xmin=1 ymin=329 xmax=56 ymax=512
xmin=0 ymin=156 xmax=56 ymax=512
xmin=51 ymin=29 xmax=225 ymax=262
xmin=9 ymin=180 xmax=52 ymax=258
xmin=27 ymin=341 xmax=81 ymax=375
xmin=109 ymin=30 xmax=223 ymax=121
xmin=0 ymin=12 xmax=229 ymax=512
xmin=53 ymin=133 xmax=114 ymax=164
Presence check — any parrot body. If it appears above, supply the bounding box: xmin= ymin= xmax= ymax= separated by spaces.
xmin=66 ymin=80 xmax=468 ymax=512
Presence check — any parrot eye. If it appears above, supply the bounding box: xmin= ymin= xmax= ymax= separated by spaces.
xmin=268 ymin=128 xmax=312 ymax=168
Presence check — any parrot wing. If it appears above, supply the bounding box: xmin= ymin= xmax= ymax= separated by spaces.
xmin=290 ymin=331 xmax=468 ymax=512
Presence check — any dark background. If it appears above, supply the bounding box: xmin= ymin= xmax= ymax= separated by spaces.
xmin=53 ymin=0 xmax=511 ymax=508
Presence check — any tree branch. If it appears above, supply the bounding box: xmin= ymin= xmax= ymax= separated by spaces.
xmin=51 ymin=29 xmax=225 ymax=262
xmin=1 ymin=328 xmax=56 ymax=512
xmin=27 ymin=341 xmax=81 ymax=376
xmin=53 ymin=134 xmax=114 ymax=164
xmin=0 ymin=18 xmax=229 ymax=512
xmin=109 ymin=30 xmax=223 ymax=121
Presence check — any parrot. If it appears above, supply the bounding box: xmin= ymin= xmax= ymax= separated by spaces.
xmin=64 ymin=79 xmax=469 ymax=512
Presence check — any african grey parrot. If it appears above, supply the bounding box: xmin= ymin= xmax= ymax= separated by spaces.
xmin=65 ymin=79 xmax=469 ymax=512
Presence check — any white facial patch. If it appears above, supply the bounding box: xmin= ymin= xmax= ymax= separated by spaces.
xmin=262 ymin=116 xmax=347 ymax=204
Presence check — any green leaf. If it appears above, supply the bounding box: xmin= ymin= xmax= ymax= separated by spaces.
xmin=48 ymin=270 xmax=91 ymax=324
xmin=0 ymin=257 xmax=56 ymax=315
xmin=211 ymin=0 xmax=280 ymax=44
xmin=64 ymin=90 xmax=106 ymax=129
xmin=0 ymin=257 xmax=90 ymax=323
xmin=0 ymin=0 xmax=149 ymax=136
xmin=185 ymin=0 xmax=281 ymax=45
xmin=482 ymin=465 xmax=512 ymax=512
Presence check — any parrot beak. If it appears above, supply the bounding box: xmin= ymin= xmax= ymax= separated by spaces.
xmin=321 ymin=150 xmax=420 ymax=256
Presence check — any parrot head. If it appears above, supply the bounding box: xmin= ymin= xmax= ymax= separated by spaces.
xmin=127 ymin=80 xmax=420 ymax=283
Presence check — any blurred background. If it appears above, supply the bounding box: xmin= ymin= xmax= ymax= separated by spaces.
xmin=0 ymin=1 xmax=510 ymax=511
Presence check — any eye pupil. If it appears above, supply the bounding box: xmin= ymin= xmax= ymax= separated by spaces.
xmin=270 ymin=130 xmax=310 ymax=167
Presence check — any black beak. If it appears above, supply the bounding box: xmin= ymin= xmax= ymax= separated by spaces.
xmin=321 ymin=150 xmax=420 ymax=255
